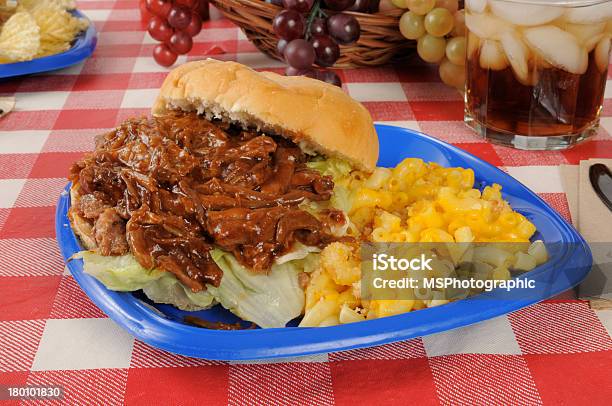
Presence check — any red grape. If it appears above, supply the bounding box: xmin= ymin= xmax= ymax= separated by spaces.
xmin=310 ymin=18 xmax=327 ymax=36
xmin=286 ymin=66 xmax=315 ymax=77
xmin=153 ymin=43 xmax=177 ymax=66
xmin=272 ymin=10 xmax=305 ymax=41
xmin=282 ymin=0 xmax=314 ymax=13
xmin=348 ymin=0 xmax=370 ymax=12
xmin=146 ymin=0 xmax=171 ymax=18
xmin=148 ymin=16 xmax=173 ymax=42
xmin=266 ymin=0 xmax=284 ymax=5
xmin=284 ymin=39 xmax=315 ymax=69
xmin=140 ymin=0 xmax=153 ymax=22
xmin=168 ymin=31 xmax=193 ymax=54
xmin=311 ymin=35 xmax=340 ymax=67
xmin=195 ymin=0 xmax=210 ymax=18
xmin=277 ymin=38 xmax=289 ymax=55
xmin=316 ymin=69 xmax=342 ymax=86
xmin=369 ymin=0 xmax=380 ymax=12
xmin=327 ymin=13 xmax=360 ymax=45
xmin=167 ymin=5 xmax=192 ymax=30
xmin=185 ymin=12 xmax=202 ymax=37
xmin=323 ymin=0 xmax=356 ymax=11
xmin=175 ymin=0 xmax=198 ymax=7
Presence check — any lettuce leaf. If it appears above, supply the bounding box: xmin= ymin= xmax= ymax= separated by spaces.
xmin=330 ymin=184 xmax=352 ymax=214
xmin=275 ymin=242 xmax=320 ymax=265
xmin=305 ymin=157 xmax=353 ymax=223
xmin=143 ymin=273 xmax=216 ymax=311
xmin=78 ymin=251 xmax=164 ymax=291
xmin=78 ymin=251 xmax=215 ymax=311
xmin=77 ymin=249 xmax=307 ymax=326
xmin=304 ymin=158 xmax=352 ymax=213
xmin=307 ymin=157 xmax=352 ymax=182
xmin=208 ymin=249 xmax=305 ymax=328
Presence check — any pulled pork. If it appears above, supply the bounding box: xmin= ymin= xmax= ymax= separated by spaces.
xmin=69 ymin=111 xmax=344 ymax=292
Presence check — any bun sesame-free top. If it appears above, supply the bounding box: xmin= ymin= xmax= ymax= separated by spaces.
xmin=153 ymin=59 xmax=379 ymax=172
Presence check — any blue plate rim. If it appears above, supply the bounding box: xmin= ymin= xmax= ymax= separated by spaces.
xmin=0 ymin=9 xmax=97 ymax=79
xmin=55 ymin=124 xmax=593 ymax=360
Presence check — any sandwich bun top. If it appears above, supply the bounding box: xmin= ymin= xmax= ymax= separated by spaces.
xmin=152 ymin=59 xmax=379 ymax=172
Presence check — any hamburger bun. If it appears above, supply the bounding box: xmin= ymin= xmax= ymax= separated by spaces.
xmin=152 ymin=59 xmax=379 ymax=172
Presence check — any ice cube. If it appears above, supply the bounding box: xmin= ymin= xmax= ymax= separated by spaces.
xmin=500 ymin=31 xmax=530 ymax=83
xmin=489 ymin=1 xmax=564 ymax=26
xmin=467 ymin=31 xmax=481 ymax=59
xmin=564 ymin=3 xmax=612 ymax=24
xmin=479 ymin=39 xmax=509 ymax=70
xmin=595 ymin=34 xmax=611 ymax=73
xmin=522 ymin=60 xmax=540 ymax=87
xmin=535 ymin=56 xmax=553 ymax=69
xmin=466 ymin=0 xmax=487 ymax=14
xmin=465 ymin=12 xmax=512 ymax=40
xmin=523 ymin=25 xmax=588 ymax=74
xmin=584 ymin=33 xmax=606 ymax=53
xmin=561 ymin=22 xmax=605 ymax=49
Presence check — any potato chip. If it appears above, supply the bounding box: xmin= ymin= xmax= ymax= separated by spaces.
xmin=0 ymin=0 xmax=17 ymax=24
xmin=31 ymin=5 xmax=84 ymax=51
xmin=36 ymin=39 xmax=70 ymax=57
xmin=18 ymin=0 xmax=76 ymax=10
xmin=0 ymin=1 xmax=86 ymax=63
xmin=77 ymin=16 xmax=89 ymax=31
xmin=0 ymin=11 xmax=39 ymax=62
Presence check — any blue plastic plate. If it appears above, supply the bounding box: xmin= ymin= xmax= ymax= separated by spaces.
xmin=0 ymin=10 xmax=96 ymax=79
xmin=55 ymin=125 xmax=592 ymax=360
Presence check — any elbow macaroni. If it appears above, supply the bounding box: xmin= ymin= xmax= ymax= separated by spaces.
xmin=359 ymin=159 xmax=536 ymax=244
xmin=301 ymin=158 xmax=546 ymax=327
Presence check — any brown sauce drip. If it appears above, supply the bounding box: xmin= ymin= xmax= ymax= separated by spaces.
xmin=184 ymin=315 xmax=257 ymax=330
xmin=69 ymin=111 xmax=345 ymax=292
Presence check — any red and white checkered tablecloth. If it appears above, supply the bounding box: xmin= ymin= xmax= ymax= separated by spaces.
xmin=1 ymin=0 xmax=611 ymax=404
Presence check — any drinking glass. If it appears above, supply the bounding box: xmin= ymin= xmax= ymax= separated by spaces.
xmin=464 ymin=0 xmax=612 ymax=149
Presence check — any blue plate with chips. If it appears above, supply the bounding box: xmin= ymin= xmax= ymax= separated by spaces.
xmin=55 ymin=125 xmax=592 ymax=360
xmin=0 ymin=9 xmax=96 ymax=79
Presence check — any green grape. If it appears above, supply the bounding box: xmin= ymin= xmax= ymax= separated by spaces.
xmin=439 ymin=57 xmax=465 ymax=89
xmin=424 ymin=8 xmax=454 ymax=37
xmin=445 ymin=36 xmax=466 ymax=66
xmin=451 ymin=10 xmax=465 ymax=37
xmin=417 ymin=34 xmax=446 ymax=63
xmin=391 ymin=0 xmax=409 ymax=8
xmin=435 ymin=0 xmax=458 ymax=13
xmin=407 ymin=0 xmax=435 ymax=15
xmin=399 ymin=11 xmax=425 ymax=40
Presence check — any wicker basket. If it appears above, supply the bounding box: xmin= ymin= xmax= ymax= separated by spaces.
xmin=208 ymin=0 xmax=415 ymax=68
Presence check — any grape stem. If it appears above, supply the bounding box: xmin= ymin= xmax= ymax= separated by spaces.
xmin=305 ymin=0 xmax=327 ymax=41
